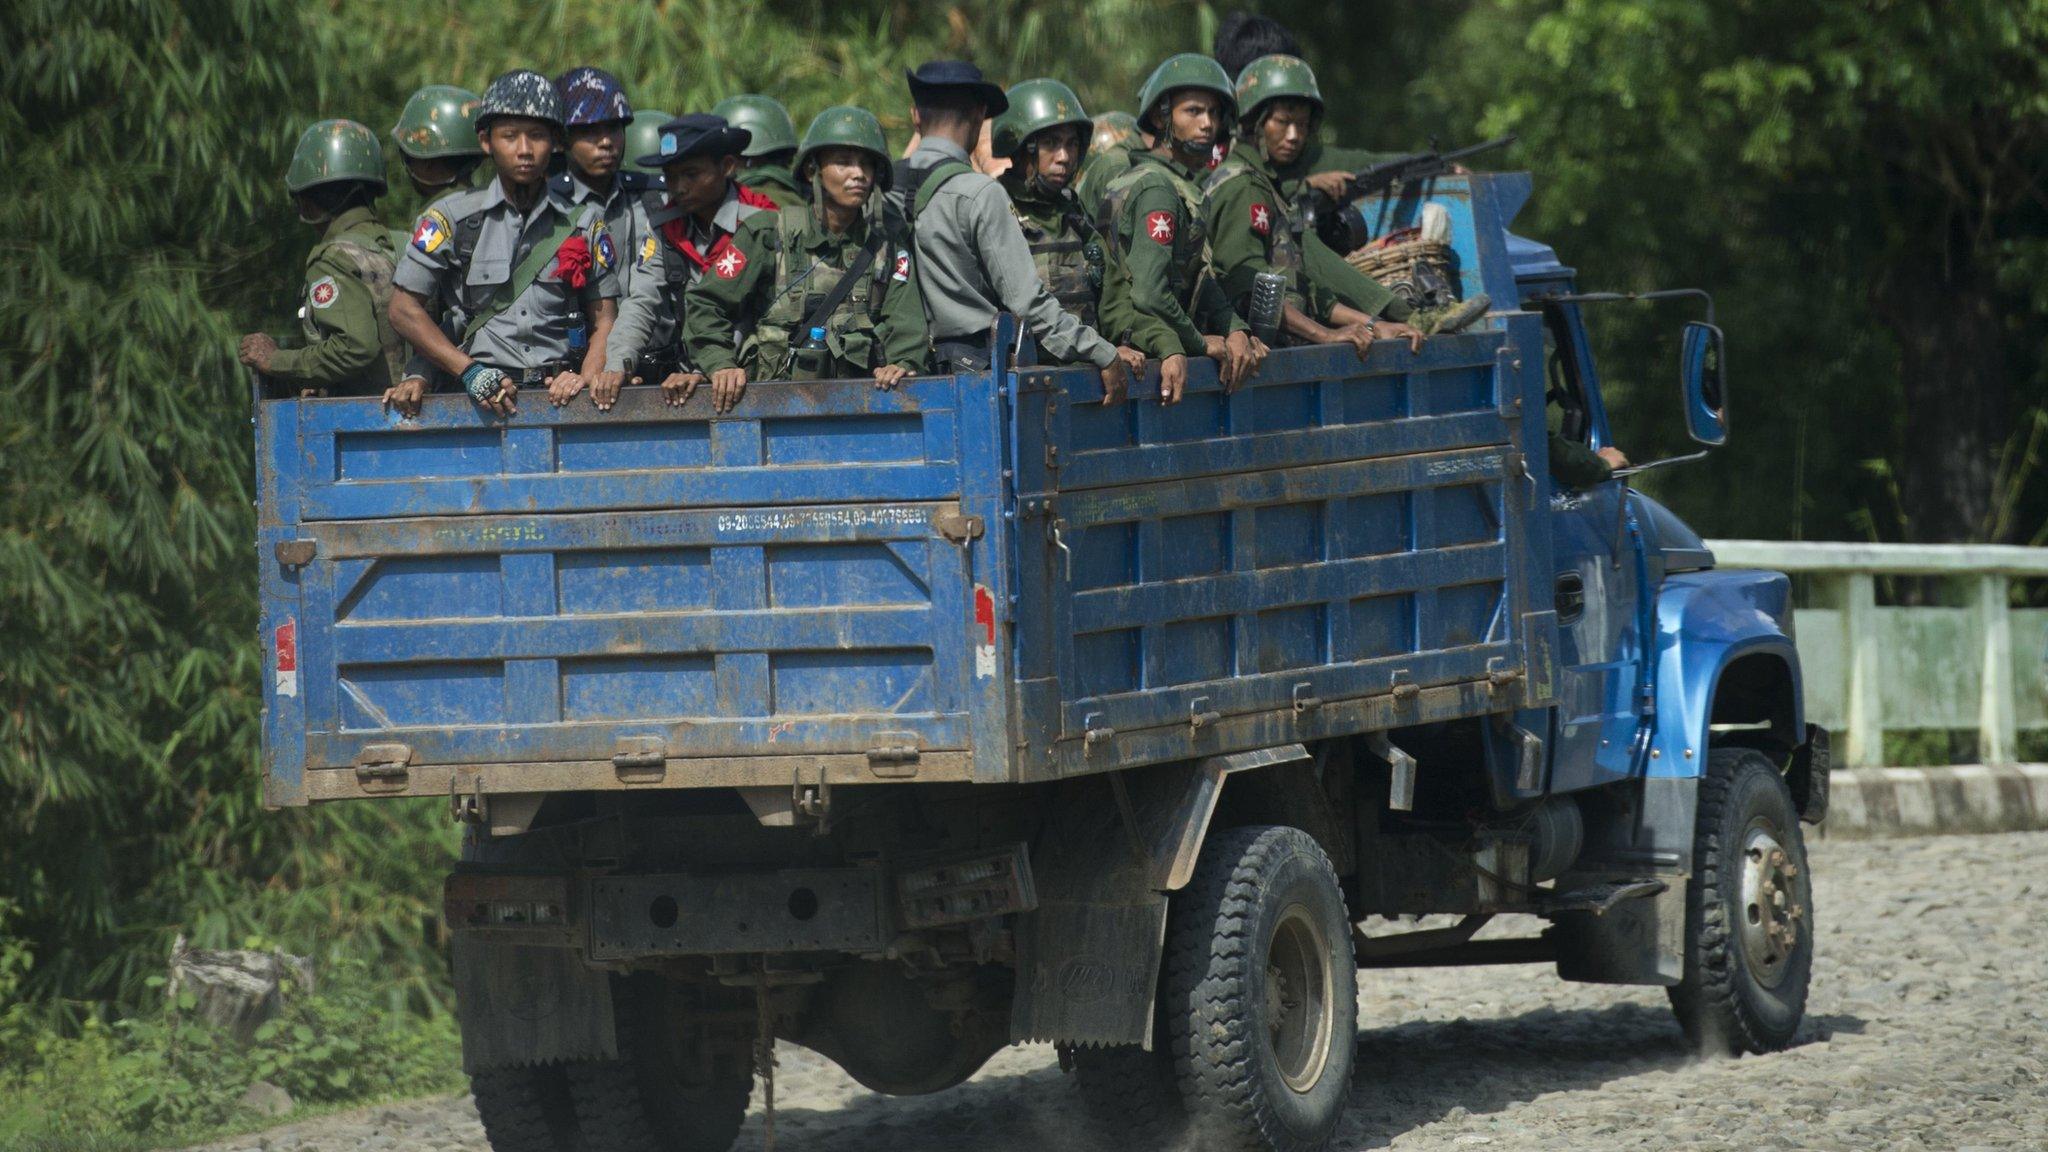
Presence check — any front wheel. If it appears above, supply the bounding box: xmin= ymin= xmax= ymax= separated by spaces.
xmin=1161 ymin=825 xmax=1356 ymax=1152
xmin=1668 ymin=747 xmax=1815 ymax=1055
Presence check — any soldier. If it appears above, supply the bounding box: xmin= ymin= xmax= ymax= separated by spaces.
xmin=390 ymin=85 xmax=486 ymax=204
xmin=713 ymin=95 xmax=806 ymax=209
xmin=608 ymin=113 xmax=776 ymax=407
xmin=238 ymin=120 xmax=404 ymax=400
xmin=1072 ymin=109 xmax=1144 ymax=220
xmin=1206 ymin=55 xmax=1426 ymax=359
xmin=1098 ymin=54 xmax=1265 ymax=404
xmin=624 ymin=109 xmax=675 ymax=183
xmin=388 ymin=69 xmax=621 ymax=418
xmin=681 ymin=106 xmax=927 ymax=413
xmin=973 ymin=79 xmax=1147 ymax=396
xmin=899 ymin=69 xmax=1136 ymax=396
xmin=548 ymin=66 xmax=657 ymax=409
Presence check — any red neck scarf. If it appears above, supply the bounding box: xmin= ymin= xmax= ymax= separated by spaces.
xmin=659 ymin=183 xmax=778 ymax=271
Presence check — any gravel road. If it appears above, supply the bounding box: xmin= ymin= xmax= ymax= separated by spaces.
xmin=190 ymin=831 xmax=2047 ymax=1152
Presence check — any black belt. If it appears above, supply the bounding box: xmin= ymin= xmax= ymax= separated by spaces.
xmin=932 ymin=337 xmax=989 ymax=371
xmin=633 ymin=347 xmax=686 ymax=382
xmin=482 ymin=362 xmax=570 ymax=386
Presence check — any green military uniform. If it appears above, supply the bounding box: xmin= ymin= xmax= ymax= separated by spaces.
xmin=269 ymin=204 xmax=404 ymax=395
xmin=680 ymin=107 xmax=926 ymax=380
xmin=1098 ymin=150 xmax=1246 ymax=359
xmin=1207 ymin=55 xmax=1410 ymax=330
xmin=1549 ymin=432 xmax=1614 ymax=489
xmin=1001 ymin=170 xmax=1103 ymax=329
xmin=1074 ymin=112 xmax=1141 ymax=222
xmin=266 ymin=120 xmax=403 ymax=396
xmin=715 ymin=95 xmax=807 ymax=209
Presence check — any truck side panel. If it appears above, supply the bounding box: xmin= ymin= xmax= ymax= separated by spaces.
xmin=257 ymin=375 xmax=1007 ymax=805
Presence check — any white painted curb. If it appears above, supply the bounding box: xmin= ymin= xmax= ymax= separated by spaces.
xmin=1816 ymin=765 xmax=2048 ymax=838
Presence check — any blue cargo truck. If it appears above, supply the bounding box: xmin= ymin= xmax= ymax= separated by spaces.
xmin=255 ymin=171 xmax=1826 ymax=1152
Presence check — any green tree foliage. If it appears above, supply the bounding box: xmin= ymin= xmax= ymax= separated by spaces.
xmin=1423 ymin=0 xmax=2048 ymax=542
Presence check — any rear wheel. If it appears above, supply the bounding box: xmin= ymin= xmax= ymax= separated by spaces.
xmin=470 ymin=1062 xmax=579 ymax=1152
xmin=1668 ymin=747 xmax=1814 ymax=1055
xmin=566 ymin=975 xmax=753 ymax=1152
xmin=1161 ymin=825 xmax=1355 ymax=1152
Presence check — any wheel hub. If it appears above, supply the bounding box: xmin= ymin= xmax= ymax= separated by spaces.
xmin=1264 ymin=904 xmax=1334 ymax=1093
xmin=1737 ymin=824 xmax=1804 ymax=988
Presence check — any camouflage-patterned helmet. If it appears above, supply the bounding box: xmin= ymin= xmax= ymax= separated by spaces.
xmin=796 ymin=106 xmax=893 ymax=189
xmin=476 ymin=69 xmax=565 ymax=131
xmin=712 ymin=94 xmax=799 ymax=158
xmin=391 ymin=85 xmax=484 ymax=160
xmin=1090 ymin=110 xmax=1141 ymax=154
xmin=554 ymin=66 xmax=633 ymax=128
xmin=286 ymin=119 xmax=388 ymax=194
xmin=1235 ymin=54 xmax=1323 ymax=131
xmin=991 ymin=78 xmax=1092 ymax=159
xmin=1135 ymin=53 xmax=1237 ymax=135
xmin=624 ymin=110 xmax=673 ymax=175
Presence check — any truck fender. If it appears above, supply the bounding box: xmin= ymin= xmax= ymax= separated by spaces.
xmin=1651 ymin=570 xmax=1804 ymax=781
xmin=453 ymin=936 xmax=617 ymax=1073
xmin=1009 ymin=745 xmax=1313 ymax=1049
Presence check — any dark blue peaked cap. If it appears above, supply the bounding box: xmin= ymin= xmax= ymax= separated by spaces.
xmin=905 ymin=60 xmax=1008 ymax=114
xmin=636 ymin=113 xmax=752 ymax=169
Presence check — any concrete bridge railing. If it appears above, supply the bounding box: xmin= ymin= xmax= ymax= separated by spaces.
xmin=1706 ymin=540 xmax=2048 ymax=768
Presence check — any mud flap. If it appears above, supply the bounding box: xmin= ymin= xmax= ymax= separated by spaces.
xmin=1010 ymin=747 xmax=1311 ymax=1048
xmin=454 ymin=936 xmax=617 ymax=1072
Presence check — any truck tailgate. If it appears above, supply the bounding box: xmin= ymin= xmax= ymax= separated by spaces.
xmin=257 ymin=375 xmax=1001 ymax=806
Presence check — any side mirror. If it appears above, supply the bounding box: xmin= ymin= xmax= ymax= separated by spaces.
xmin=1679 ymin=320 xmax=1727 ymax=445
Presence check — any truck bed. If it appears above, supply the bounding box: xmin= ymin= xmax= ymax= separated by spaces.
xmin=257 ymin=316 xmax=1555 ymax=806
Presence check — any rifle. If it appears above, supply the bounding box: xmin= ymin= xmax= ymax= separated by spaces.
xmin=1303 ymin=134 xmax=1518 ymax=254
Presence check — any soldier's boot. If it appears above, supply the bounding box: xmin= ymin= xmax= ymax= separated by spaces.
xmin=1414 ymin=292 xmax=1492 ymax=335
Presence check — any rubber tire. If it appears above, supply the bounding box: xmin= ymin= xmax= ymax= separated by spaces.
xmin=1162 ymin=825 xmax=1356 ymax=1152
xmin=1067 ymin=1041 xmax=1187 ymax=1149
xmin=565 ymin=976 xmax=753 ymax=1152
xmin=471 ymin=1063 xmax=580 ymax=1152
xmin=1668 ymin=747 xmax=1815 ymax=1055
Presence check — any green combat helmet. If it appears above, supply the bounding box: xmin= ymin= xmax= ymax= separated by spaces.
xmin=991 ymin=78 xmax=1092 ymax=159
xmin=1234 ymin=54 xmax=1323 ymax=134
xmin=1135 ymin=53 xmax=1237 ymax=135
xmin=390 ymin=85 xmax=484 ymax=160
xmin=625 ymin=110 xmax=673 ymax=175
xmin=796 ymin=105 xmax=893 ymax=188
xmin=475 ymin=68 xmax=566 ymax=131
xmin=1090 ymin=110 xmax=1141 ymax=154
xmin=712 ymin=94 xmax=799 ymax=158
xmin=286 ymin=119 xmax=388 ymax=193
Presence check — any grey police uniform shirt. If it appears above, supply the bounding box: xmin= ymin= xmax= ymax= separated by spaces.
xmin=394 ymin=176 xmax=620 ymax=374
xmin=904 ymin=137 xmax=1115 ymax=368
xmin=607 ymin=184 xmax=768 ymax=372
xmin=558 ymin=170 xmax=657 ymax=304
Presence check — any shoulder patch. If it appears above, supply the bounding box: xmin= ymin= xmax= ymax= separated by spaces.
xmin=308 ymin=275 xmax=339 ymax=309
xmin=712 ymin=247 xmax=748 ymax=279
xmin=637 ymin=234 xmax=659 ymax=269
xmin=892 ymin=250 xmax=911 ymax=283
xmin=411 ymin=208 xmax=452 ymax=254
xmin=1250 ymin=202 xmax=1272 ymax=237
xmin=594 ymin=224 xmax=615 ymax=271
xmin=1144 ymin=209 xmax=1176 ymax=245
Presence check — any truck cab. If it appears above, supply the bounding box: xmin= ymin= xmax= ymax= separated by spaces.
xmin=253 ymin=170 xmax=1825 ymax=1152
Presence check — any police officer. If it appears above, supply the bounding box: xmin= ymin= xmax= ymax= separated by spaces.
xmin=549 ymin=66 xmax=657 ymax=409
xmin=390 ymin=85 xmax=487 ymax=204
xmin=1206 ymin=55 xmax=1426 ymax=359
xmin=388 ymin=69 xmax=620 ymax=417
xmin=713 ymin=95 xmax=806 ymax=209
xmin=1098 ymin=54 xmax=1265 ymax=404
xmin=239 ymin=120 xmax=404 ymax=400
xmin=388 ymin=86 xmax=491 ymax=407
xmin=682 ymin=106 xmax=927 ymax=413
xmin=1072 ymin=110 xmax=1144 ymax=220
xmin=609 ymin=113 xmax=776 ymax=407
